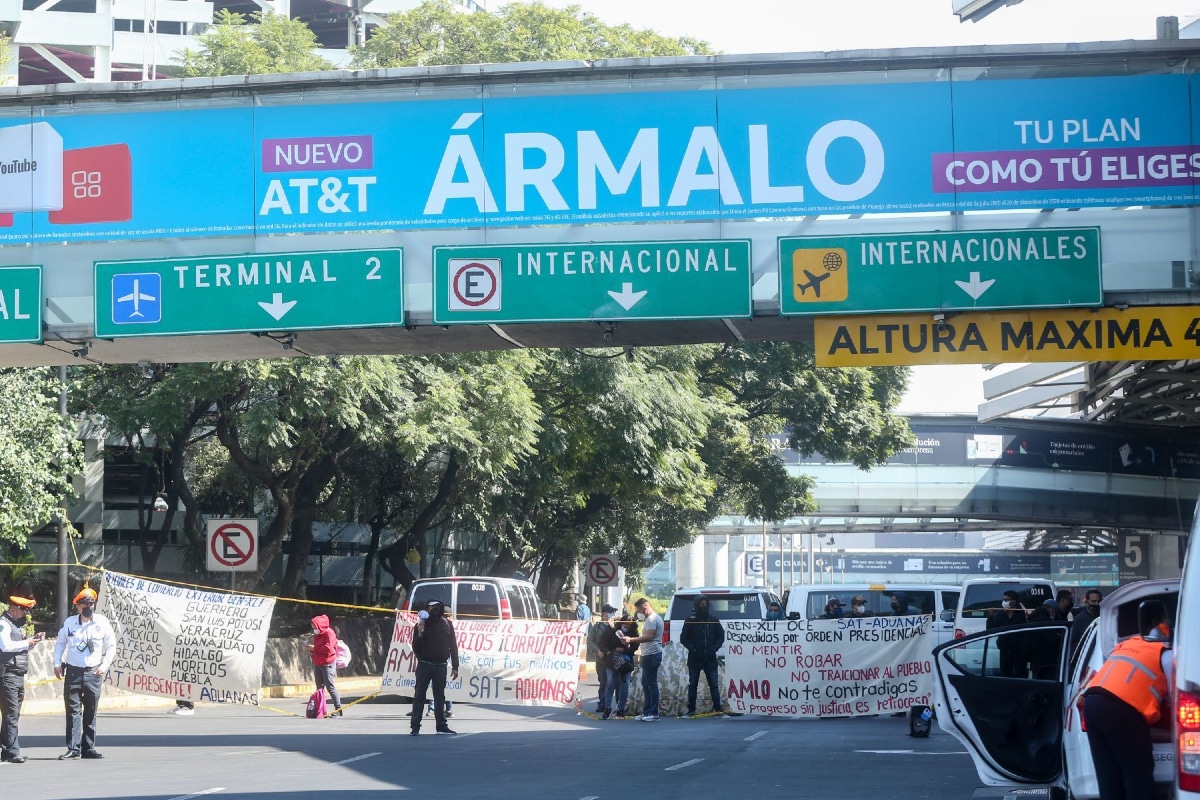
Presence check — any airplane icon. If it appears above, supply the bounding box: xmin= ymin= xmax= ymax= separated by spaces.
xmin=117 ymin=279 xmax=156 ymax=318
xmin=795 ymin=269 xmax=830 ymax=298
xmin=111 ymin=272 xmax=162 ymax=325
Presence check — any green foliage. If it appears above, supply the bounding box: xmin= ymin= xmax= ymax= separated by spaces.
xmin=182 ymin=10 xmax=333 ymax=77
xmin=0 ymin=32 xmax=12 ymax=77
xmin=352 ymin=0 xmax=713 ymax=69
xmin=0 ymin=369 xmax=83 ymax=547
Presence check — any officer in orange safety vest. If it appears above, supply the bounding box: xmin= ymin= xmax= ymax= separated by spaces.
xmin=1081 ymin=610 xmax=1173 ymax=800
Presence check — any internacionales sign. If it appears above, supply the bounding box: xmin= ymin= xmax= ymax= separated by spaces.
xmin=815 ymin=306 xmax=1200 ymax=367
xmin=778 ymin=227 xmax=1102 ymax=316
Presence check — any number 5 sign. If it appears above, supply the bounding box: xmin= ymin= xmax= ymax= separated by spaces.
xmin=207 ymin=519 xmax=259 ymax=572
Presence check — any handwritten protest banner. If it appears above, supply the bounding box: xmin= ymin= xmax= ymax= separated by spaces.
xmin=381 ymin=613 xmax=586 ymax=706
xmin=723 ymin=615 xmax=934 ymax=717
xmin=97 ymin=571 xmax=275 ymax=706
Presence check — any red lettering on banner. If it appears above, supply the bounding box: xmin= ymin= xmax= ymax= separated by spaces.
xmin=514 ymin=678 xmax=576 ymax=703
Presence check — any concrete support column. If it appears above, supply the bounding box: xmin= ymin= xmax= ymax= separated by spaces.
xmin=704 ymin=534 xmax=729 ymax=587
xmin=676 ymin=537 xmax=705 ymax=590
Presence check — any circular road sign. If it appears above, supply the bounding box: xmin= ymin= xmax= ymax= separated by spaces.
xmin=208 ymin=520 xmax=258 ymax=571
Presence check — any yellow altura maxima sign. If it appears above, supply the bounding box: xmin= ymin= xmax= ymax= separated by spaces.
xmin=815 ymin=306 xmax=1200 ymax=367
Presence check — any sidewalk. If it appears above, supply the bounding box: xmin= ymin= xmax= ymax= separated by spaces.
xmin=22 ymin=676 xmax=388 ymax=716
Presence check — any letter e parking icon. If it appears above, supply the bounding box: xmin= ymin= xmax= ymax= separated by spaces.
xmin=449 ymin=258 xmax=501 ymax=311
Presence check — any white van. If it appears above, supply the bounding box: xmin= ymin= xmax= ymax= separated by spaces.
xmin=784 ymin=583 xmax=961 ymax=646
xmin=402 ymin=576 xmax=541 ymax=621
xmin=954 ymin=577 xmax=1058 ymax=639
xmin=665 ymin=587 xmax=781 ymax=654
xmin=1177 ymin=502 xmax=1200 ymax=799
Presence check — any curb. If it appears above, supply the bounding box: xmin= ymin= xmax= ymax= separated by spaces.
xmin=21 ymin=676 xmax=387 ymax=716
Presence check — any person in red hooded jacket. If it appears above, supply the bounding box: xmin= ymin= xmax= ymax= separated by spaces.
xmin=307 ymin=615 xmax=343 ymax=717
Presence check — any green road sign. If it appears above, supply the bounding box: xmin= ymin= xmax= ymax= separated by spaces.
xmin=433 ymin=240 xmax=752 ymax=324
xmin=777 ymin=227 xmax=1102 ymax=316
xmin=94 ymin=249 xmax=402 ymax=338
xmin=0 ymin=266 xmax=42 ymax=343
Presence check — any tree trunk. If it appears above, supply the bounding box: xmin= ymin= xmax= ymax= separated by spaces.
xmin=535 ymin=562 xmax=568 ymax=607
xmin=362 ymin=518 xmax=385 ymax=603
xmin=282 ymin=515 xmax=314 ymax=598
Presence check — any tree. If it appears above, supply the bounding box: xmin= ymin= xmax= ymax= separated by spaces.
xmin=328 ymin=351 xmax=542 ymax=599
xmin=73 ymin=363 xmax=236 ymax=576
xmin=352 ymin=0 xmax=712 ymax=69
xmin=0 ymin=369 xmax=84 ymax=547
xmin=0 ymin=33 xmax=13 ymax=80
xmin=182 ymin=10 xmax=332 ymax=77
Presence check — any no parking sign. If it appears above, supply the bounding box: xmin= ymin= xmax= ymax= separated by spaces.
xmin=206 ymin=519 xmax=258 ymax=572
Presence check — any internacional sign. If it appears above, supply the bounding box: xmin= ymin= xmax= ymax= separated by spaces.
xmin=433 ymin=240 xmax=752 ymax=324
xmin=778 ymin=227 xmax=1102 ymax=315
xmin=94 ymin=249 xmax=403 ymax=337
xmin=814 ymin=306 xmax=1200 ymax=367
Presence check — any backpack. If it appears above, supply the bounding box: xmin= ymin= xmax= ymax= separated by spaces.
xmin=335 ymin=640 xmax=352 ymax=670
xmin=306 ymin=689 xmax=327 ymax=719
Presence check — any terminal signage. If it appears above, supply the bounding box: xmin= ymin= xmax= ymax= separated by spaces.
xmin=778 ymin=227 xmax=1102 ymax=316
xmin=814 ymin=305 xmax=1200 ymax=367
xmin=94 ymin=249 xmax=403 ymax=337
xmin=0 ymin=266 xmax=42 ymax=343
xmin=433 ymin=240 xmax=752 ymax=324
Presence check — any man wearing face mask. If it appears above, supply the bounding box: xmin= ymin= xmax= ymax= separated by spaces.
xmin=53 ymin=586 xmax=116 ymax=760
xmin=986 ymin=589 xmax=1029 ymax=678
xmin=820 ymin=598 xmax=846 ymax=619
xmin=1070 ymin=588 xmax=1103 ymax=653
xmin=848 ymin=596 xmax=873 ymax=618
xmin=1 ymin=589 xmax=46 ymax=764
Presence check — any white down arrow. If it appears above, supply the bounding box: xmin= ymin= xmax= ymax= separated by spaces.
xmin=608 ymin=283 xmax=647 ymax=311
xmin=954 ymin=272 xmax=995 ymax=301
xmin=258 ymin=293 xmax=297 ymax=320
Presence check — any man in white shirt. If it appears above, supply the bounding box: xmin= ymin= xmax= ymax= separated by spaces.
xmin=52 ymin=586 xmax=116 ymax=760
xmin=1 ymin=591 xmax=46 ymax=763
xmin=622 ymin=597 xmax=664 ymax=721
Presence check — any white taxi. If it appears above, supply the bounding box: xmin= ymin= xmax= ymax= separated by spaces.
xmin=931 ymin=578 xmax=1179 ymax=800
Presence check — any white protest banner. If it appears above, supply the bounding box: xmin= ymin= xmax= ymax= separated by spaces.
xmin=381 ymin=613 xmax=587 ymax=706
xmin=723 ymin=615 xmax=934 ymax=717
xmin=97 ymin=571 xmax=275 ymax=706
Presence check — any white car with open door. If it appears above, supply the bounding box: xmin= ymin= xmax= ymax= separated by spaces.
xmin=932 ymin=578 xmax=1179 ymax=800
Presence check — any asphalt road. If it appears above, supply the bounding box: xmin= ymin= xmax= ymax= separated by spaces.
xmin=2 ymin=692 xmax=1001 ymax=800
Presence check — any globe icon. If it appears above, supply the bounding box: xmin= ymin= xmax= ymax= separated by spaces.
xmin=822 ymin=251 xmax=843 ymax=272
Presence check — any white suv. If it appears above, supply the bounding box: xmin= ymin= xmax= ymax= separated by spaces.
xmin=933 ymin=577 xmax=1179 ymax=799
xmin=402 ymin=576 xmax=541 ymax=621
xmin=665 ymin=587 xmax=781 ymax=654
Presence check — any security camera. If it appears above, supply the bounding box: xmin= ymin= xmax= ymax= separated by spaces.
xmin=153 ymin=495 xmax=169 ymax=513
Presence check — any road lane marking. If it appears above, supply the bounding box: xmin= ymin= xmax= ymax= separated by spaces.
xmin=855 ymin=749 xmax=967 ymax=755
xmin=334 ymin=752 xmax=381 ymax=765
xmin=167 ymin=790 xmax=225 ymax=800
xmin=665 ymin=758 xmax=704 ymax=771
xmin=533 ymin=713 xmax=554 ymax=719
xmin=745 ymin=730 xmax=768 ymax=742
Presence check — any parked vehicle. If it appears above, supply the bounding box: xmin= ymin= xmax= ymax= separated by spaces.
xmin=665 ymin=587 xmax=782 ymax=653
xmin=785 ymin=583 xmax=960 ymax=646
xmin=1177 ymin=502 xmax=1200 ymax=799
xmin=933 ymin=577 xmax=1179 ymax=800
xmin=954 ymin=577 xmax=1058 ymax=638
xmin=402 ymin=576 xmax=541 ymax=621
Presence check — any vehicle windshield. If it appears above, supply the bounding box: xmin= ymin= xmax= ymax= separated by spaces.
xmin=669 ymin=593 xmax=762 ymax=620
xmin=960 ymin=583 xmax=1054 ymax=619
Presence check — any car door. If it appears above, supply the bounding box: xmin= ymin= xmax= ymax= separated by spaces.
xmin=933 ymin=590 xmax=959 ymax=646
xmin=932 ymin=623 xmax=1072 ymax=787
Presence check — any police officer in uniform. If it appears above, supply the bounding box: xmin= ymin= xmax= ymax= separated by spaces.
xmin=52 ymin=586 xmax=116 ymax=760
xmin=1081 ymin=609 xmax=1173 ymax=800
xmin=0 ymin=591 xmax=45 ymax=763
